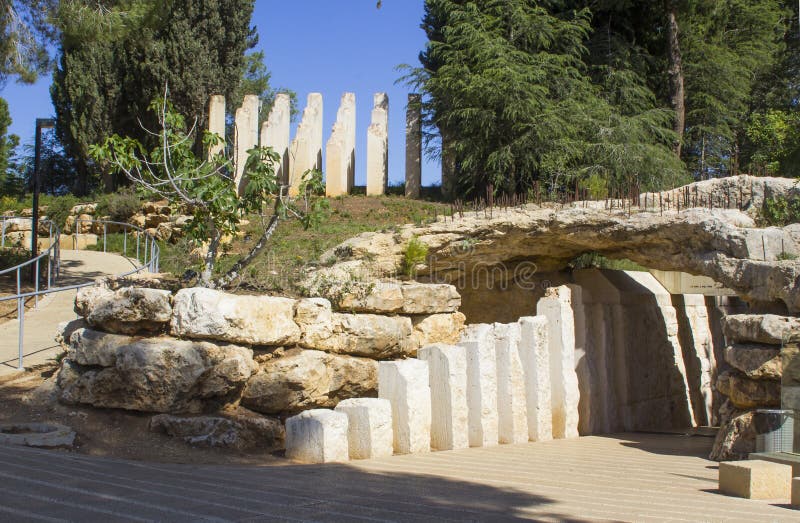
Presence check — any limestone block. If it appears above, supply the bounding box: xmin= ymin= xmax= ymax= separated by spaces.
xmin=170 ymin=287 xmax=300 ymax=346
xmin=306 ymin=313 xmax=414 ymax=359
xmin=234 ymin=95 xmax=260 ymax=196
xmin=536 ymin=286 xmax=580 ymax=439
xmin=85 ymin=287 xmax=172 ymax=335
xmin=366 ymin=93 xmax=389 ymax=196
xmin=716 ymin=371 xmax=780 ymax=409
xmin=261 ymin=93 xmax=291 ymax=184
xmin=411 ymin=312 xmax=466 ymax=348
xmin=792 ymin=477 xmax=800 ymax=507
xmin=710 ymin=407 xmax=756 ymax=461
xmin=241 ymin=348 xmax=377 ymax=415
xmin=379 ymin=359 xmax=431 ymax=454
xmin=149 ymin=409 xmax=284 ymax=450
xmin=418 ymin=344 xmax=469 ymax=450
xmin=289 ymin=93 xmax=323 ymax=196
xmin=400 ymin=283 xmax=461 ymax=314
xmin=57 ymin=337 xmax=256 ymax=414
xmin=718 ymin=461 xmax=791 ymax=500
xmin=460 ymin=324 xmax=499 ymax=447
xmin=494 ymin=323 xmax=528 ymax=444
xmin=405 ymin=94 xmax=422 ymax=199
xmin=295 ymin=297 xmax=334 ymax=346
xmin=724 ymin=344 xmax=782 ymax=380
xmin=722 ymin=314 xmax=800 ymax=345
xmin=60 ymin=233 xmax=98 ymax=250
xmin=518 ymin=316 xmax=552 ymax=442
xmin=207 ymin=95 xmax=226 ymax=159
xmin=325 ymin=93 xmax=356 ymax=197
xmin=68 ymin=328 xmax=136 ymax=367
xmin=338 ymin=282 xmax=404 ymax=313
xmin=285 ymin=409 xmax=349 ymax=464
xmin=677 ymin=294 xmax=716 ymax=428
xmin=335 ymin=398 xmax=393 ymax=459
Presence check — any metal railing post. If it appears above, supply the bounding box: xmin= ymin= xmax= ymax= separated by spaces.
xmin=123 ymin=231 xmax=127 ymax=257
xmin=34 ymin=258 xmax=39 ymax=308
xmin=17 ymin=296 xmax=24 ymax=370
xmin=103 ymin=223 xmax=107 ymax=252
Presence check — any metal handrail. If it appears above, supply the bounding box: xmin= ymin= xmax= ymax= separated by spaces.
xmin=0 ymin=215 xmax=161 ymax=370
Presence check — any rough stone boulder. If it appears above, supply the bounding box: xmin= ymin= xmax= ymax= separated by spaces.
xmin=710 ymin=407 xmax=756 ymax=461
xmin=171 ymin=287 xmax=301 ymax=346
xmin=716 ymin=371 xmax=780 ymax=410
xmin=149 ymin=409 xmax=284 ymax=450
xmin=57 ymin=332 xmax=256 ymax=413
xmin=307 ymin=313 xmax=415 ymax=359
xmin=79 ymin=287 xmax=172 ymax=335
xmin=336 ymin=282 xmax=461 ymax=315
xmin=411 ymin=312 xmax=466 ymax=347
xmin=722 ymin=314 xmax=800 ymax=345
xmin=241 ymin=348 xmax=377 ymax=415
xmin=724 ymin=344 xmax=782 ymax=380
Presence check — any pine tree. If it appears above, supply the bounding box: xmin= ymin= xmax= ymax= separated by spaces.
xmin=51 ymin=0 xmax=257 ymax=192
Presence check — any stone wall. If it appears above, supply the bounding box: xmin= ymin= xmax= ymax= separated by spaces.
xmin=54 ymin=277 xmax=465 ymax=449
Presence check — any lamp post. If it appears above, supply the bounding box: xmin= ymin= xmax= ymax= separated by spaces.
xmin=31 ymin=118 xmax=55 ymax=283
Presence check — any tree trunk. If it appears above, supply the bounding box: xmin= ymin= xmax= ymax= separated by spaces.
xmin=213 ymin=213 xmax=280 ymax=289
xmin=666 ymin=4 xmax=685 ymax=157
xmin=201 ymin=229 xmax=222 ymax=287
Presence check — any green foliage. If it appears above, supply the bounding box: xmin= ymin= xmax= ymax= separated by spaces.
xmin=746 ymin=109 xmax=800 ymax=177
xmin=569 ymin=252 xmax=648 ymax=272
xmin=52 ymin=0 xmax=256 ymax=191
xmin=0 ymin=97 xmax=20 ymax=197
xmin=44 ymin=194 xmax=78 ymax=229
xmin=232 ymin=51 xmax=297 ymax=123
xmin=95 ymin=187 xmax=141 ymax=222
xmin=411 ymin=0 xmax=684 ymax=199
xmin=401 ymin=236 xmax=429 ymax=277
xmin=759 ymin=196 xmax=800 ymax=227
xmin=0 ymin=0 xmax=54 ymax=84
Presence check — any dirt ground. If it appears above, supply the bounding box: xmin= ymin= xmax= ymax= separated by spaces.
xmin=0 ymin=362 xmax=288 ymax=466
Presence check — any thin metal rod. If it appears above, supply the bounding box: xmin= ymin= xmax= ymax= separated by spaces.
xmin=17 ymin=296 xmax=24 ymax=370
xmin=34 ymin=259 xmax=39 ymax=308
xmin=103 ymin=223 xmax=107 ymax=252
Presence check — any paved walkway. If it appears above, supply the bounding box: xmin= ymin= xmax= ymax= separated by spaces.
xmin=0 ymin=250 xmax=139 ymax=375
xmin=0 ymin=433 xmax=796 ymax=522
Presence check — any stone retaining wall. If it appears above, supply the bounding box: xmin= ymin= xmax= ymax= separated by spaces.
xmin=55 ymin=277 xmax=465 ymax=432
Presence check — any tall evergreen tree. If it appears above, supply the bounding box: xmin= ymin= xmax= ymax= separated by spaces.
xmin=51 ymin=0 xmax=256 ymax=192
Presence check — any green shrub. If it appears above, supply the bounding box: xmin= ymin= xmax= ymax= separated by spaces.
xmin=96 ymin=188 xmax=142 ymax=222
xmin=401 ymin=236 xmax=429 ymax=276
xmin=45 ymin=195 xmax=79 ymax=229
xmin=759 ymin=196 xmax=800 ymax=227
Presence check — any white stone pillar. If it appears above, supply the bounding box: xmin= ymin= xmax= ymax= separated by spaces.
xmin=289 ymin=93 xmax=323 ymax=196
xmin=325 ymin=93 xmax=356 ymax=197
xmin=494 ymin=323 xmax=529 ymax=444
xmin=378 ymin=359 xmax=431 ymax=454
xmin=536 ymin=286 xmax=580 ymax=439
xmin=234 ymin=95 xmax=260 ymax=196
xmin=679 ymin=294 xmax=716 ymax=426
xmin=518 ymin=316 xmax=552 ymax=442
xmin=405 ymin=94 xmax=422 ymax=199
xmin=207 ymin=95 xmax=226 ymax=160
xmin=366 ymin=93 xmax=389 ymax=196
xmin=334 ymin=398 xmax=393 ymax=460
xmin=285 ymin=409 xmax=349 ymax=464
xmin=418 ymin=343 xmax=469 ymax=451
xmin=460 ymin=324 xmax=499 ymax=447
xmin=260 ymin=93 xmax=291 ymax=185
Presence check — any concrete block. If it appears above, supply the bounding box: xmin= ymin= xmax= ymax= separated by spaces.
xmin=418 ymin=343 xmax=469 ymax=451
xmin=379 ymin=359 xmax=431 ymax=454
xmin=366 ymin=93 xmax=389 ymax=196
xmin=518 ymin=316 xmax=552 ymax=442
xmin=290 ymin=93 xmax=324 ymax=196
xmin=335 ymin=398 xmax=393 ymax=460
xmin=285 ymin=409 xmax=349 ymax=464
xmin=494 ymin=323 xmax=528 ymax=444
xmin=718 ymin=461 xmax=791 ymax=500
xmin=261 ymin=93 xmax=291 ymax=185
xmin=325 ymin=93 xmax=356 ymax=197
xmin=460 ymin=324 xmax=498 ymax=447
xmin=792 ymin=477 xmax=800 ymax=507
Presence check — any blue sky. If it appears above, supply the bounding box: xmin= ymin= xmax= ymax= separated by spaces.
xmin=2 ymin=0 xmax=440 ymax=187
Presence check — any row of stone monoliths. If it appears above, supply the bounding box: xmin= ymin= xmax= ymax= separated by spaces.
xmin=208 ymin=92 xmax=425 ymax=198
xmin=283 ymin=286 xmax=581 ymax=463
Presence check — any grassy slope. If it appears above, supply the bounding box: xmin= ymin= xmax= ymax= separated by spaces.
xmin=159 ymin=195 xmax=449 ymax=293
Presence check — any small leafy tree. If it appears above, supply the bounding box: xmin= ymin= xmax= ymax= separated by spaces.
xmin=90 ymin=87 xmax=328 ymax=287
